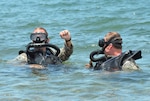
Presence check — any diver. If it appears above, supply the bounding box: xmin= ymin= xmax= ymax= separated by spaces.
xmin=13 ymin=27 xmax=73 ymax=68
xmin=86 ymin=32 xmax=142 ymax=72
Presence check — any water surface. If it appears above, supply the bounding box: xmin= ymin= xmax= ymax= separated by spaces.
xmin=0 ymin=0 xmax=150 ymax=101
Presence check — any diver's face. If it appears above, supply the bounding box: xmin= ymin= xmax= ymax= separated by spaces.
xmin=32 ymin=29 xmax=48 ymax=43
xmin=32 ymin=29 xmax=48 ymax=51
xmin=30 ymin=33 xmax=47 ymax=43
xmin=103 ymin=38 xmax=112 ymax=56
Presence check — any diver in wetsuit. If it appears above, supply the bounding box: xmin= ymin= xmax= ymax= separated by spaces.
xmin=14 ymin=27 xmax=73 ymax=68
xmin=86 ymin=32 xmax=142 ymax=71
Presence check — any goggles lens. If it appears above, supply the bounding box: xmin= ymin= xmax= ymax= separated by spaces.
xmin=30 ymin=33 xmax=47 ymax=43
xmin=98 ymin=39 xmax=105 ymax=47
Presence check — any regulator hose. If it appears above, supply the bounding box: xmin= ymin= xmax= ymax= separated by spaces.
xmin=26 ymin=43 xmax=60 ymax=56
xmin=90 ymin=50 xmax=105 ymax=62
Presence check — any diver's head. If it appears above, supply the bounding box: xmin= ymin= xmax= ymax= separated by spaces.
xmin=99 ymin=32 xmax=122 ymax=56
xmin=30 ymin=27 xmax=50 ymax=52
xmin=30 ymin=27 xmax=49 ymax=43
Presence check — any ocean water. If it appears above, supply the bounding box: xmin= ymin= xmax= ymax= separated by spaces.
xmin=0 ymin=0 xmax=150 ymax=101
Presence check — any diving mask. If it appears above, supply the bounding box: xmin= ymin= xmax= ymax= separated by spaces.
xmin=30 ymin=33 xmax=48 ymax=43
xmin=98 ymin=37 xmax=122 ymax=48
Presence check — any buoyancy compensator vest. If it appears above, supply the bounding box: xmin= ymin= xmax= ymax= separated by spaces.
xmin=90 ymin=50 xmax=142 ymax=71
xmin=19 ymin=42 xmax=62 ymax=66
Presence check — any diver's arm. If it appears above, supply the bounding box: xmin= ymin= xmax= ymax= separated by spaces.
xmin=11 ymin=53 xmax=27 ymax=63
xmin=29 ymin=64 xmax=45 ymax=69
xmin=14 ymin=53 xmax=45 ymax=69
xmin=58 ymin=40 xmax=73 ymax=61
xmin=85 ymin=60 xmax=93 ymax=68
xmin=58 ymin=30 xmax=73 ymax=62
xmin=122 ymin=59 xmax=140 ymax=70
xmin=65 ymin=38 xmax=72 ymax=47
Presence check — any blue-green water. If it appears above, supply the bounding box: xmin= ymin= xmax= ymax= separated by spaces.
xmin=0 ymin=0 xmax=150 ymax=101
